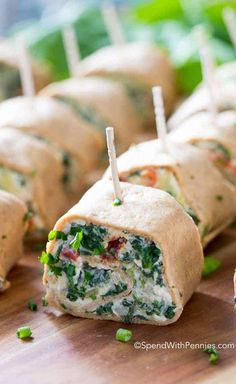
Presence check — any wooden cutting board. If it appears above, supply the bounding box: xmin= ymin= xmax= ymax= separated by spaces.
xmin=0 ymin=234 xmax=236 ymax=384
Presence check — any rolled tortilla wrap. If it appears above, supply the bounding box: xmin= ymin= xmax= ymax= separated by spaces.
xmin=170 ymin=111 xmax=236 ymax=187
xmin=0 ymin=39 xmax=51 ymax=101
xmin=0 ymin=190 xmax=28 ymax=291
xmin=0 ymin=128 xmax=68 ymax=238
xmin=42 ymin=180 xmax=203 ymax=325
xmin=0 ymin=95 xmax=103 ymax=170
xmin=0 ymin=96 xmax=104 ymax=200
xmin=168 ymin=82 xmax=236 ymax=129
xmin=106 ymin=140 xmax=236 ymax=246
xmin=40 ymin=77 xmax=142 ymax=154
xmin=76 ymin=42 xmax=177 ymax=127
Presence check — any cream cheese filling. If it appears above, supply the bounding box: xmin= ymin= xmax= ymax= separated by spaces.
xmin=45 ymin=220 xmax=178 ymax=323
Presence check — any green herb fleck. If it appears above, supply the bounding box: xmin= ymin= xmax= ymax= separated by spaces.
xmin=48 ymin=230 xmax=67 ymax=241
xmin=90 ymin=293 xmax=97 ymax=301
xmin=27 ymin=299 xmax=37 ymax=312
xmin=202 ymin=256 xmax=221 ymax=277
xmin=70 ymin=230 xmax=83 ymax=251
xmin=204 ymin=347 xmax=219 ymax=364
xmin=17 ymin=326 xmax=32 ymax=339
xmin=40 ymin=251 xmax=58 ymax=266
xmin=113 ymin=198 xmax=122 ymax=206
xmin=116 ymin=328 xmax=133 ymax=342
xmin=216 ymin=195 xmax=223 ymax=201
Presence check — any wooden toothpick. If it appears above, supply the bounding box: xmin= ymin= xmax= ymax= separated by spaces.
xmin=106 ymin=127 xmax=122 ymax=204
xmin=223 ymin=7 xmax=236 ymax=50
xmin=194 ymin=25 xmax=218 ymax=123
xmin=152 ymin=86 xmax=168 ymax=152
xmin=17 ymin=35 xmax=35 ymax=97
xmin=62 ymin=25 xmax=80 ymax=77
xmin=101 ymin=2 xmax=125 ymax=46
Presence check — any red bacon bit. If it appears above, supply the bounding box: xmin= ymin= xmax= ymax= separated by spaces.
xmin=101 ymin=237 xmax=126 ymax=261
xmin=61 ymin=246 xmax=79 ymax=261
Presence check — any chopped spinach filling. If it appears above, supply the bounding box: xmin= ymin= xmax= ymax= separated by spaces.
xmin=45 ymin=222 xmax=176 ymax=322
xmin=69 ymin=223 xmax=107 ymax=255
xmin=96 ymin=301 xmax=113 ymax=315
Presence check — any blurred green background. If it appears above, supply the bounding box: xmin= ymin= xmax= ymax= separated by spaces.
xmin=8 ymin=0 xmax=236 ymax=94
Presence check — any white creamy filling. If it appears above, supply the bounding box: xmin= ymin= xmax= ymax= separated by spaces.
xmin=46 ymin=221 xmax=177 ymax=323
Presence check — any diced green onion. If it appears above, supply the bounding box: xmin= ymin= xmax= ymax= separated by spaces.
xmin=27 ymin=299 xmax=37 ymax=312
xmin=48 ymin=230 xmax=67 ymax=241
xmin=116 ymin=328 xmax=133 ymax=342
xmin=70 ymin=230 xmax=83 ymax=251
xmin=204 ymin=347 xmax=219 ymax=364
xmin=113 ymin=198 xmax=122 ymax=206
xmin=17 ymin=326 xmax=32 ymax=339
xmin=90 ymin=293 xmax=97 ymax=301
xmin=202 ymin=256 xmax=221 ymax=277
xmin=39 ymin=251 xmax=56 ymax=265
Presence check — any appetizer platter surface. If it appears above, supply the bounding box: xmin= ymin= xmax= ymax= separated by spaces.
xmin=1 ymin=4 xmax=236 ymax=384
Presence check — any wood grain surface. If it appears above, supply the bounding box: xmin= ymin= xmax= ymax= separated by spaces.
xmin=0 ymin=234 xmax=236 ymax=384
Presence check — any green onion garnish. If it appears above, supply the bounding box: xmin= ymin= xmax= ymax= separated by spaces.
xmin=27 ymin=299 xmax=37 ymax=312
xmin=204 ymin=347 xmax=219 ymax=364
xmin=115 ymin=328 xmax=133 ymax=342
xmin=113 ymin=198 xmax=122 ymax=206
xmin=48 ymin=230 xmax=67 ymax=241
xmin=202 ymin=256 xmax=221 ymax=277
xmin=40 ymin=251 xmax=56 ymax=265
xmin=17 ymin=326 xmax=32 ymax=339
xmin=70 ymin=230 xmax=83 ymax=251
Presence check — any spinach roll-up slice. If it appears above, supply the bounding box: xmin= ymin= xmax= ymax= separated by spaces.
xmin=40 ymin=77 xmax=142 ymax=154
xmin=0 ymin=128 xmax=68 ymax=239
xmin=0 ymin=190 xmax=28 ymax=291
xmin=0 ymin=96 xmax=104 ymax=203
xmin=42 ymin=180 xmax=203 ymax=325
xmin=107 ymin=140 xmax=236 ymax=246
xmin=0 ymin=39 xmax=50 ymax=101
xmin=76 ymin=42 xmax=177 ymax=129
xmin=168 ymin=82 xmax=236 ymax=129
xmin=170 ymin=111 xmax=236 ymax=187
